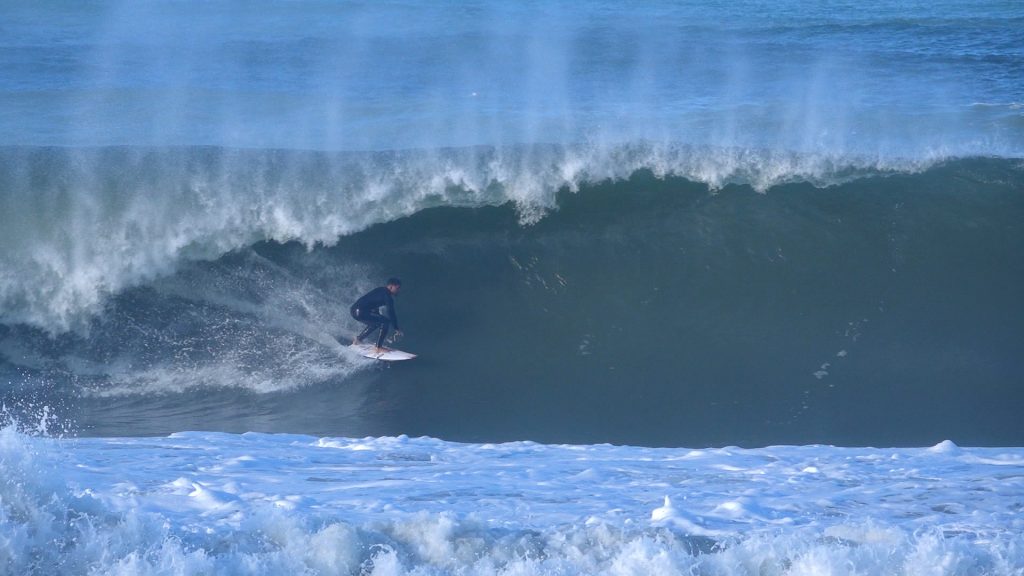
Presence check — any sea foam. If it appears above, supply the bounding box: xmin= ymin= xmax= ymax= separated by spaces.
xmin=2 ymin=426 xmax=1022 ymax=575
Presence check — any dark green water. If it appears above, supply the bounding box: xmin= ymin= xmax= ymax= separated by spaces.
xmin=3 ymin=160 xmax=1023 ymax=446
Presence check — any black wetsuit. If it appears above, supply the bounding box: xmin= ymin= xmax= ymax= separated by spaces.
xmin=350 ymin=287 xmax=399 ymax=347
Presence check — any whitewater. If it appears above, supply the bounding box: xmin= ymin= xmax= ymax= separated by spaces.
xmin=4 ymin=424 xmax=1023 ymax=575
xmin=2 ymin=0 xmax=1024 ymax=574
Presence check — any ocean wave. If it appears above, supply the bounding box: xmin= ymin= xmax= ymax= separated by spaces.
xmin=0 ymin=143 xmax=958 ymax=333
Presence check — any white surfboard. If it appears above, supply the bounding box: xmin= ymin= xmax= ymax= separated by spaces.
xmin=349 ymin=343 xmax=417 ymax=361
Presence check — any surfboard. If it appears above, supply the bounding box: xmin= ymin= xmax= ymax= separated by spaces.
xmin=349 ymin=343 xmax=417 ymax=361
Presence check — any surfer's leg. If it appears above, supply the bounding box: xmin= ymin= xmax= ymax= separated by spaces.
xmin=355 ymin=322 xmax=378 ymax=344
xmin=376 ymin=322 xmax=390 ymax=348
xmin=359 ymin=312 xmax=390 ymax=348
xmin=355 ymin=311 xmax=390 ymax=347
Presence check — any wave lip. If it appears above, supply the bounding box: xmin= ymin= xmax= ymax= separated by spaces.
xmin=0 ymin=143 xmax=973 ymax=334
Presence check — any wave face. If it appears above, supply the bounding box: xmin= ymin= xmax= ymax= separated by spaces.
xmin=2 ymin=158 xmax=1023 ymax=446
xmin=1 ymin=0 xmax=1023 ymax=447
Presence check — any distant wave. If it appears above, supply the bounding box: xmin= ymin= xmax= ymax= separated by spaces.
xmin=0 ymin=143 xmax=968 ymax=333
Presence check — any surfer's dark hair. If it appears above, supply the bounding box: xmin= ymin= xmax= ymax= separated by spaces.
xmin=386 ymin=277 xmax=402 ymax=286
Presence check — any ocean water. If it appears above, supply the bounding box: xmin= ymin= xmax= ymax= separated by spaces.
xmin=1 ymin=1 xmax=1023 ymax=573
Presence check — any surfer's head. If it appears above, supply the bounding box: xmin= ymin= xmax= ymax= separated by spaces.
xmin=386 ymin=278 xmax=402 ymax=294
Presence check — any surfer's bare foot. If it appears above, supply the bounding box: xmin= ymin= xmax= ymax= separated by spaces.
xmin=351 ymin=338 xmax=362 ymax=346
xmin=374 ymin=347 xmax=388 ymax=354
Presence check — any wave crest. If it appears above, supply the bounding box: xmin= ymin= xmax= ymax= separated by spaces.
xmin=0 ymin=143 xmax=948 ymax=332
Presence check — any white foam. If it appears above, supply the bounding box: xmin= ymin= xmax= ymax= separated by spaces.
xmin=928 ymin=439 xmax=961 ymax=454
xmin=2 ymin=425 xmax=1022 ymax=574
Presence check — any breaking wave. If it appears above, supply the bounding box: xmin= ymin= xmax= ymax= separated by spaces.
xmin=0 ymin=143 xmax=958 ymax=333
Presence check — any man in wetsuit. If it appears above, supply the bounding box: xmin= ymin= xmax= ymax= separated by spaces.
xmin=350 ymin=278 xmax=403 ymax=353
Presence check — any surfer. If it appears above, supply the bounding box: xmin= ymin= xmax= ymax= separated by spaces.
xmin=350 ymin=278 xmax=403 ymax=353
